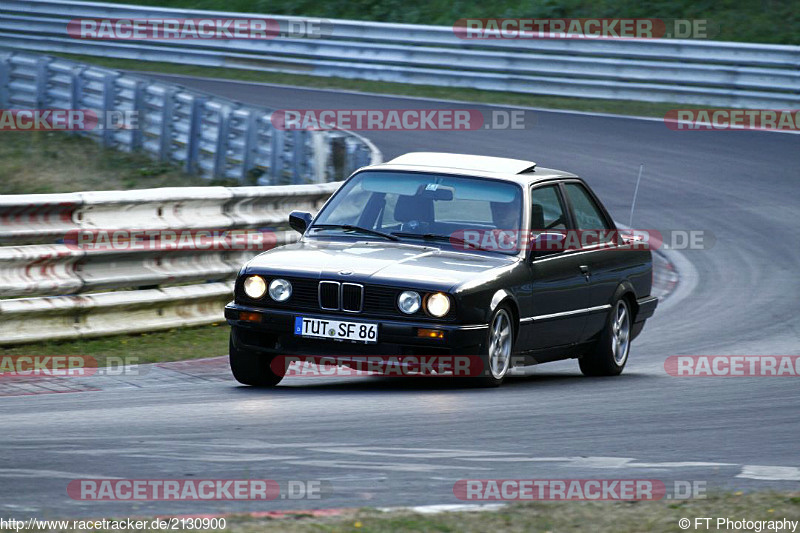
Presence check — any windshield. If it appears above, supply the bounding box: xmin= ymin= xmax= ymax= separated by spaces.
xmin=311 ymin=171 xmax=523 ymax=254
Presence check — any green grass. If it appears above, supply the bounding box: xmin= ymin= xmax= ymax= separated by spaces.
xmin=54 ymin=53 xmax=695 ymax=119
xmin=101 ymin=0 xmax=800 ymax=45
xmin=1 ymin=491 xmax=796 ymax=532
xmin=0 ymin=130 xmax=242 ymax=194
xmin=0 ymin=324 xmax=229 ymax=366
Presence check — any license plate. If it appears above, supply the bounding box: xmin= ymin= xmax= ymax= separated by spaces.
xmin=294 ymin=316 xmax=378 ymax=343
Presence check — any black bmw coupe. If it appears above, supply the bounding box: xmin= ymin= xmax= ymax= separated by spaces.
xmin=225 ymin=152 xmax=657 ymax=386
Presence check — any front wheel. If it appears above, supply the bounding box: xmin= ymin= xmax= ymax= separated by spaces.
xmin=579 ymin=298 xmax=631 ymax=377
xmin=474 ymin=306 xmax=514 ymax=387
xmin=229 ymin=334 xmax=283 ymax=387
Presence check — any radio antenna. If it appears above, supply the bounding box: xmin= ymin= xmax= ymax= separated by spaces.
xmin=628 ymin=163 xmax=644 ymax=229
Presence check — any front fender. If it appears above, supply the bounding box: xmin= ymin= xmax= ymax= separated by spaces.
xmin=488 ymin=289 xmax=518 ymax=322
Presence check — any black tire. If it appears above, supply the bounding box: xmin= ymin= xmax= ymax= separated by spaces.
xmin=579 ymin=298 xmax=631 ymax=377
xmin=229 ymin=334 xmax=283 ymax=387
xmin=472 ymin=305 xmax=515 ymax=387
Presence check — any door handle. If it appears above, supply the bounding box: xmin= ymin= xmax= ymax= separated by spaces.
xmin=579 ymin=265 xmax=591 ymax=280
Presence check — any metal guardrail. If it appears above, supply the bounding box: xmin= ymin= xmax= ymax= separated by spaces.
xmin=0 ymin=50 xmax=381 ymax=183
xmin=0 ymin=0 xmax=798 ymax=107
xmin=0 ymin=182 xmax=341 ymax=344
xmin=0 ymin=25 xmax=385 ymax=344
xmin=0 ymin=283 xmax=234 ymax=344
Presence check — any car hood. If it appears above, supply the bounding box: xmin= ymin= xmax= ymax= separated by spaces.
xmin=245 ymin=239 xmax=518 ymax=290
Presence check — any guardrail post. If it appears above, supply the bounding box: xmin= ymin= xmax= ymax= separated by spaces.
xmin=130 ymin=79 xmax=144 ymax=151
xmin=212 ymin=105 xmax=231 ymax=179
xmin=158 ymin=87 xmax=175 ymax=161
xmin=240 ymin=110 xmax=259 ymax=182
xmin=343 ymin=138 xmax=357 ymax=177
xmin=0 ymin=53 xmax=10 ymax=109
xmin=101 ymin=72 xmax=118 ymax=147
xmin=312 ymin=131 xmax=328 ymax=183
xmin=69 ymin=65 xmax=84 ymax=111
xmin=185 ymin=95 xmax=206 ymax=174
xmin=329 ymin=133 xmax=346 ymax=180
xmin=35 ymin=56 xmax=50 ymax=108
xmin=269 ymin=127 xmax=284 ymax=185
xmin=343 ymin=139 xmax=370 ymax=175
xmin=291 ymin=130 xmax=307 ymax=184
xmin=356 ymin=144 xmax=370 ymax=169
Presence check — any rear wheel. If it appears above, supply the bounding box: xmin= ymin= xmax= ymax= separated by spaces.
xmin=579 ymin=298 xmax=631 ymax=376
xmin=474 ymin=306 xmax=514 ymax=387
xmin=229 ymin=334 xmax=283 ymax=387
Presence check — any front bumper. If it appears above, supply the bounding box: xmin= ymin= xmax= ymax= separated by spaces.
xmin=225 ymin=302 xmax=488 ymax=355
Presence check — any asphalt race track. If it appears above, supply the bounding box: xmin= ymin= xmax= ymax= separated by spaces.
xmin=1 ymin=77 xmax=798 ymax=518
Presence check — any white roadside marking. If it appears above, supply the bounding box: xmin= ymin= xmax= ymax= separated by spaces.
xmin=628 ymin=461 xmax=738 ymax=468
xmin=307 ymin=446 xmax=501 ymax=459
xmin=736 ymin=466 xmax=800 ymax=481
xmin=379 ymin=503 xmax=507 ymax=514
xmin=285 ymin=460 xmax=491 ymax=472
xmin=456 ymin=456 xmax=738 ymax=469
xmin=457 ymin=456 xmax=575 ymax=462
xmin=123 ymin=453 xmax=302 ymax=462
xmin=0 ymin=469 xmax=121 ymax=479
xmin=567 ymin=457 xmax=637 ymax=468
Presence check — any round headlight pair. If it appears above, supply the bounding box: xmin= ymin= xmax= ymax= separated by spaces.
xmin=397 ymin=290 xmax=450 ymax=317
xmin=243 ymin=275 xmax=292 ymax=302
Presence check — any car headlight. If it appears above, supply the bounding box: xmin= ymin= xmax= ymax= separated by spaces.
xmin=268 ymin=278 xmax=292 ymax=302
xmin=243 ymin=275 xmax=267 ymax=299
xmin=398 ymin=291 xmax=421 ymax=314
xmin=426 ymin=292 xmax=451 ymax=317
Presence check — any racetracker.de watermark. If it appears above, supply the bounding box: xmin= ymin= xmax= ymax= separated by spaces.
xmin=0 ymin=109 xmax=138 ymax=131
xmin=270 ymin=109 xmax=531 ymax=130
xmin=665 ymin=356 xmax=800 ymax=377
xmin=453 ymin=18 xmax=717 ymax=39
xmin=449 ymin=229 xmax=715 ymax=252
xmin=67 ymin=479 xmax=330 ymax=500
xmin=0 ymin=356 xmax=149 ymax=378
xmin=0 ymin=356 xmax=95 ymax=378
xmin=63 ymin=229 xmax=281 ymax=252
xmin=454 ymin=479 xmax=706 ymax=500
xmin=665 ymin=109 xmax=800 ymax=131
xmin=67 ymin=18 xmax=331 ymax=39
xmin=270 ymin=355 xmax=486 ymax=378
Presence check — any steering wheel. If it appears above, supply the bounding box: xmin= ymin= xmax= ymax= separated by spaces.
xmin=545 ymin=216 xmax=565 ymax=230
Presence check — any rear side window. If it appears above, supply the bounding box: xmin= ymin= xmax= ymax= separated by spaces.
xmin=564 ymin=183 xmax=611 ymax=231
xmin=530 ymin=185 xmax=567 ymax=231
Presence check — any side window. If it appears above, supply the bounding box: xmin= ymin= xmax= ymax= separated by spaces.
xmin=530 ymin=185 xmax=567 ymax=231
xmin=564 ymin=183 xmax=611 ymax=231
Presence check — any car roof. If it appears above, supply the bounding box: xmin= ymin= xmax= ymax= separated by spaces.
xmin=365 ymin=152 xmax=579 ymax=185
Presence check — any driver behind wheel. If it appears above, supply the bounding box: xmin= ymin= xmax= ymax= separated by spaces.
xmin=490 ymin=193 xmax=522 ymax=250
xmin=394 ymin=192 xmax=434 ymax=232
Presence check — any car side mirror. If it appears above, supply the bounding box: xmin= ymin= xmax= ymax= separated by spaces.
xmin=289 ymin=211 xmax=313 ymax=234
xmin=528 ymin=231 xmax=567 ymax=260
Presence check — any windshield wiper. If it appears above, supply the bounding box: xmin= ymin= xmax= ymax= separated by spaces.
xmin=391 ymin=232 xmax=481 ymax=250
xmin=311 ymin=224 xmax=399 ymax=241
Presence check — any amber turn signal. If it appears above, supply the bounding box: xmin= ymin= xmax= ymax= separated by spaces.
xmin=417 ymin=328 xmax=444 ymax=339
xmin=239 ymin=311 xmax=261 ymax=323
